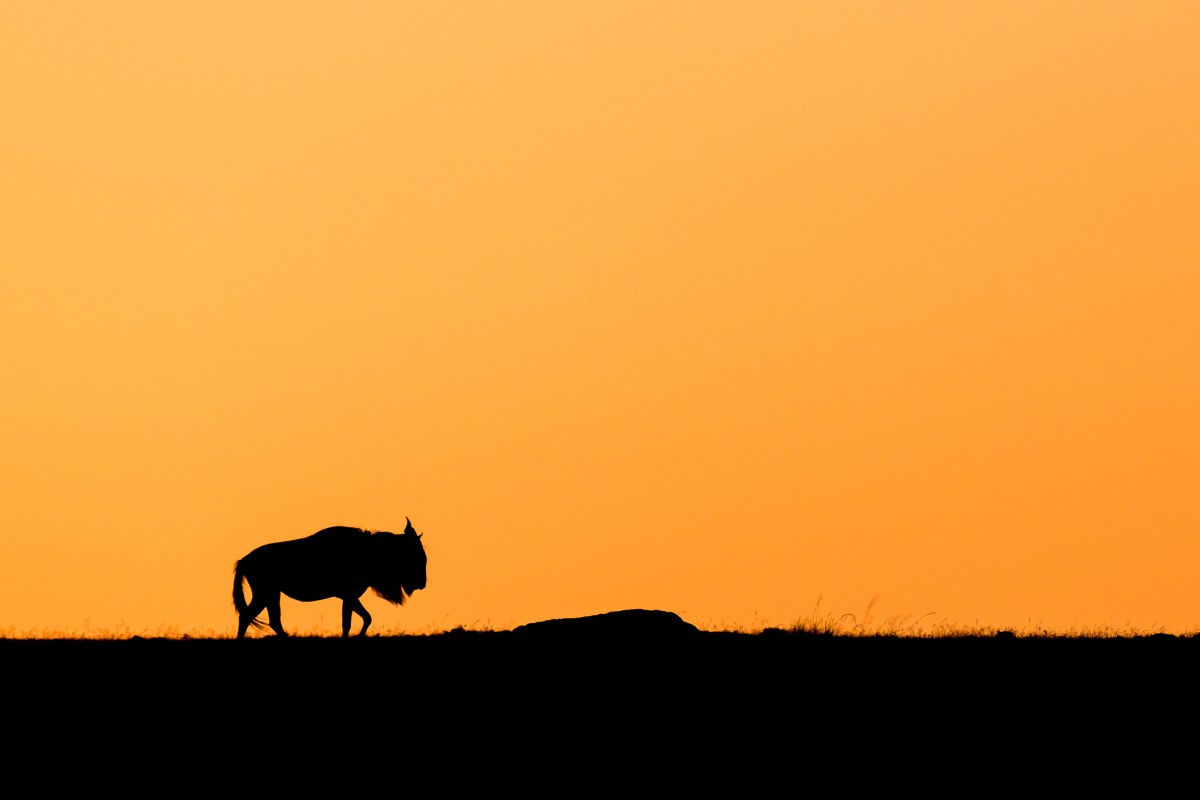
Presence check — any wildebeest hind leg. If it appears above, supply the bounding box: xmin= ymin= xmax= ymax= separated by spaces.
xmin=342 ymin=598 xmax=371 ymax=637
xmin=266 ymin=595 xmax=287 ymax=637
xmin=238 ymin=596 xmax=269 ymax=639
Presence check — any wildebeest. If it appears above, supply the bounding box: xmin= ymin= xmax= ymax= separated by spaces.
xmin=232 ymin=519 xmax=428 ymax=638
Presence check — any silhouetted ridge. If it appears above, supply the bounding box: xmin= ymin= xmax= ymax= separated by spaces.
xmin=511 ymin=608 xmax=700 ymax=642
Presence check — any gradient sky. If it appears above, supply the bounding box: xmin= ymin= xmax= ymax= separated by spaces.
xmin=3 ymin=2 xmax=1198 ymax=637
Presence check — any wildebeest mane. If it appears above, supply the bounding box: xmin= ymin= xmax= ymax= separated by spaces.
xmin=363 ymin=527 xmax=424 ymax=606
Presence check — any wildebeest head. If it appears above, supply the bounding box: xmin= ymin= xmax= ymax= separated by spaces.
xmin=370 ymin=517 xmax=428 ymax=605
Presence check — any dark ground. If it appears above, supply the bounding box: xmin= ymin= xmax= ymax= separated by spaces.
xmin=5 ymin=609 xmax=1196 ymax=784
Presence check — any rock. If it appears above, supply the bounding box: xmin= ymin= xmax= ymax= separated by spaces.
xmin=511 ymin=608 xmax=700 ymax=643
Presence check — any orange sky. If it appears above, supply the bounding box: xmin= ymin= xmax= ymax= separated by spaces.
xmin=2 ymin=2 xmax=1198 ymax=637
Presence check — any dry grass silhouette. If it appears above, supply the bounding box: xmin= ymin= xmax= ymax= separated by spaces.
xmin=3 ymin=604 xmax=1193 ymax=641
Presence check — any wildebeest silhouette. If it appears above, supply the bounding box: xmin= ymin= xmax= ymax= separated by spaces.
xmin=232 ymin=519 xmax=428 ymax=638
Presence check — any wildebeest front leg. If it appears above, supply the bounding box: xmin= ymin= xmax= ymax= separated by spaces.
xmin=342 ymin=598 xmax=372 ymax=636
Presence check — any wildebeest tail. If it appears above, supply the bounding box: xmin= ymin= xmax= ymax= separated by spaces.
xmin=232 ymin=560 xmax=248 ymax=613
xmin=232 ymin=559 xmax=267 ymax=631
